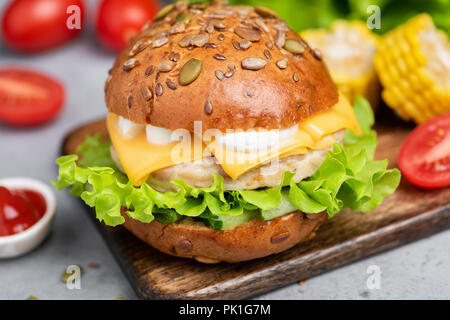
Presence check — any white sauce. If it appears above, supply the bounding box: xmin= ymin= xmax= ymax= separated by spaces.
xmin=146 ymin=123 xmax=176 ymax=145
xmin=215 ymin=125 xmax=298 ymax=152
xmin=117 ymin=116 xmax=145 ymax=139
xmin=118 ymin=117 xmax=299 ymax=151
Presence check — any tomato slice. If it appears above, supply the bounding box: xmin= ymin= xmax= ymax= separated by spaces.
xmin=398 ymin=114 xmax=450 ymax=189
xmin=0 ymin=67 xmax=65 ymax=126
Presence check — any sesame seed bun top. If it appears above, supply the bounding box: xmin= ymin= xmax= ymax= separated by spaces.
xmin=104 ymin=0 xmax=338 ymax=132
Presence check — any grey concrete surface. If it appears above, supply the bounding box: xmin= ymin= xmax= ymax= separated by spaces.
xmin=0 ymin=0 xmax=449 ymax=300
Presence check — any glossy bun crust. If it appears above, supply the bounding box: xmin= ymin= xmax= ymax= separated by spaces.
xmin=122 ymin=210 xmax=327 ymax=263
xmin=105 ymin=1 xmax=338 ymax=132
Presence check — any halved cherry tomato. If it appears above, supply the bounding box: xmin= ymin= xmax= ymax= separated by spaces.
xmin=0 ymin=68 xmax=65 ymax=126
xmin=398 ymin=114 xmax=450 ymax=189
xmin=1 ymin=0 xmax=85 ymax=53
xmin=96 ymin=0 xmax=159 ymax=52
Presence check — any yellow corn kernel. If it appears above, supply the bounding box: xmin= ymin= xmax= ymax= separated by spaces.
xmin=300 ymin=20 xmax=380 ymax=109
xmin=374 ymin=14 xmax=450 ymax=123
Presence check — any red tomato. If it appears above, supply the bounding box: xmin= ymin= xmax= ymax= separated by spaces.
xmin=96 ymin=0 xmax=159 ymax=52
xmin=398 ymin=114 xmax=450 ymax=189
xmin=0 ymin=67 xmax=65 ymax=126
xmin=1 ymin=0 xmax=85 ymax=53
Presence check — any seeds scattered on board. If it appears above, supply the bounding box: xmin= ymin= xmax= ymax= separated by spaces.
xmin=239 ymin=39 xmax=251 ymax=50
xmin=140 ymin=84 xmax=153 ymax=101
xmin=217 ymin=33 xmax=225 ymax=41
xmin=155 ymin=83 xmax=163 ymax=96
xmin=241 ymin=57 xmax=267 ymax=70
xmin=213 ymin=54 xmax=226 ymax=61
xmin=255 ymin=6 xmax=279 ymax=18
xmin=158 ymin=59 xmax=175 ymax=72
xmin=123 ymin=58 xmax=139 ymax=71
xmin=145 ymin=65 xmax=155 ymax=77
xmin=265 ymin=41 xmax=273 ymax=49
xmin=275 ymin=30 xmax=285 ymax=49
xmin=152 ymin=36 xmax=168 ymax=48
xmin=264 ymin=49 xmax=271 ymax=60
xmin=312 ymin=48 xmax=322 ymax=60
xmin=204 ymin=100 xmax=213 ymax=115
xmin=284 ymin=39 xmax=306 ymax=54
xmin=166 ymin=80 xmax=177 ymax=90
xmin=215 ymin=70 xmax=225 ymax=81
xmin=154 ymin=4 xmax=174 ymax=21
xmin=293 ymin=73 xmax=299 ymax=82
xmin=179 ymin=58 xmax=202 ymax=85
xmin=127 ymin=95 xmax=134 ymax=108
xmin=234 ymin=26 xmax=261 ymax=42
xmin=276 ymin=58 xmax=288 ymax=69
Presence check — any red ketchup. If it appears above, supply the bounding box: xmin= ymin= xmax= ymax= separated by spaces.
xmin=0 ymin=186 xmax=46 ymax=236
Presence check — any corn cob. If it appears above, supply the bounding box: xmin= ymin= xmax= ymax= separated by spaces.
xmin=301 ymin=20 xmax=380 ymax=109
xmin=374 ymin=14 xmax=450 ymax=123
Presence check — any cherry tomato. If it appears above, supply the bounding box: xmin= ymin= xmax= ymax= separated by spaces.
xmin=96 ymin=0 xmax=159 ymax=52
xmin=398 ymin=114 xmax=450 ymax=189
xmin=0 ymin=67 xmax=65 ymax=126
xmin=1 ymin=0 xmax=85 ymax=53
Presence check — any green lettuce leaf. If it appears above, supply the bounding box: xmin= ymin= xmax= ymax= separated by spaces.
xmin=53 ymin=96 xmax=400 ymax=228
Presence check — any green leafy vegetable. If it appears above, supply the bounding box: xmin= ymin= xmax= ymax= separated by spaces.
xmin=53 ymin=96 xmax=400 ymax=229
xmin=225 ymin=0 xmax=450 ymax=35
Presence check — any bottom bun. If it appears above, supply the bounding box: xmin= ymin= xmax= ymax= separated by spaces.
xmin=122 ymin=211 xmax=327 ymax=263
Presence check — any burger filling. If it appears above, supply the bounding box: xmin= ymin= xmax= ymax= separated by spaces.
xmin=54 ymin=96 xmax=400 ymax=230
xmin=110 ymin=130 xmax=345 ymax=192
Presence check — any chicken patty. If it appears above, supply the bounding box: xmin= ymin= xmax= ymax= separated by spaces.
xmin=111 ymin=130 xmax=345 ymax=191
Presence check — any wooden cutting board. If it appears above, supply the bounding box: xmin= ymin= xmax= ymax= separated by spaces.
xmin=61 ymin=109 xmax=450 ymax=300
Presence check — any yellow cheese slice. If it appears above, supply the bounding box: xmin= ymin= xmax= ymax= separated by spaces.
xmin=210 ymin=94 xmax=360 ymax=179
xmin=107 ymin=93 xmax=360 ymax=185
xmin=107 ymin=115 xmax=204 ymax=185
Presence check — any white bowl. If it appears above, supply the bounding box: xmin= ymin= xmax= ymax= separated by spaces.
xmin=0 ymin=177 xmax=56 ymax=258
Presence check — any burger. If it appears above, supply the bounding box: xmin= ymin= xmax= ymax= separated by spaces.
xmin=54 ymin=1 xmax=400 ymax=263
